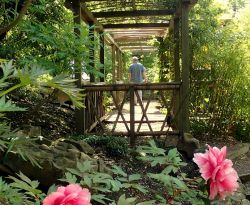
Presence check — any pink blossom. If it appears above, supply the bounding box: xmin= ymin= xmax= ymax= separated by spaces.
xmin=43 ymin=184 xmax=91 ymax=205
xmin=193 ymin=145 xmax=239 ymax=200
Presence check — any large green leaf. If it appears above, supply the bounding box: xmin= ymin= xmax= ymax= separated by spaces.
xmin=0 ymin=96 xmax=27 ymax=112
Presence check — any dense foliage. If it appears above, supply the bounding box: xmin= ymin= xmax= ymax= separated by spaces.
xmin=189 ymin=0 xmax=250 ymax=140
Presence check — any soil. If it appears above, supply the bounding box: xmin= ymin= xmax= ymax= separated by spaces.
xmin=5 ymin=97 xmax=76 ymax=138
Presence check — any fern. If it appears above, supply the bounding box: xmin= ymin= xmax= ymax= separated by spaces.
xmin=0 ymin=174 xmax=43 ymax=205
xmin=0 ymin=60 xmax=16 ymax=89
xmin=0 ymin=60 xmax=84 ymax=108
xmin=0 ymin=96 xmax=27 ymax=112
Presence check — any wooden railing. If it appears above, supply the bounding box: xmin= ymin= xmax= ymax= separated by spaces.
xmin=82 ymin=82 xmax=181 ymax=145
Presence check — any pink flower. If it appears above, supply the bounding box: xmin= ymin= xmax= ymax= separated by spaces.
xmin=43 ymin=184 xmax=91 ymax=205
xmin=193 ymin=145 xmax=239 ymax=200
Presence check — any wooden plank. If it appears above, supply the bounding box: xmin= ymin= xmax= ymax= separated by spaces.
xmin=87 ymin=94 xmax=105 ymax=131
xmin=121 ymin=48 xmax=156 ymax=51
xmin=130 ymin=86 xmax=135 ymax=146
xmin=99 ymin=31 xmax=105 ymax=82
xmin=72 ymin=1 xmax=85 ymax=134
xmin=116 ymin=37 xmax=151 ymax=43
xmin=89 ymin=21 xmax=95 ymax=82
xmin=136 ymin=90 xmax=153 ymax=132
xmin=85 ymin=115 xmax=107 ymax=133
xmin=103 ymin=130 xmax=180 ymax=137
xmin=103 ymin=23 xmax=169 ymax=29
xmin=80 ymin=7 xmax=122 ymax=52
xmin=83 ymin=82 xmax=181 ymax=91
xmin=80 ymin=7 xmax=103 ymax=31
xmin=173 ymin=17 xmax=181 ymax=130
xmin=93 ymin=10 xmax=175 ymax=18
xmin=111 ymin=91 xmax=130 ymax=132
xmin=159 ymin=91 xmax=170 ymax=132
xmin=111 ymin=44 xmax=116 ymax=83
xmin=116 ymin=47 xmax=120 ymax=81
xmin=106 ymin=120 xmax=167 ymax=123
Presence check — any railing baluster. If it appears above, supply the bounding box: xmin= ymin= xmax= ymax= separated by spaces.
xmin=130 ymin=85 xmax=135 ymax=146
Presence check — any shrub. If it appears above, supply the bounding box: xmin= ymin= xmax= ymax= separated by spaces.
xmin=70 ymin=135 xmax=129 ymax=157
xmin=235 ymin=119 xmax=250 ymax=142
xmin=190 ymin=119 xmax=210 ymax=137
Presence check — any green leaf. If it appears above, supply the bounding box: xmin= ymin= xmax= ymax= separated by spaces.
xmin=82 ymin=176 xmax=92 ymax=188
xmin=167 ymin=148 xmax=177 ymax=156
xmin=137 ymin=200 xmax=156 ymax=205
xmin=62 ymin=172 xmax=77 ymax=184
xmin=112 ymin=165 xmax=127 ymax=177
xmin=110 ymin=180 xmax=122 ymax=192
xmin=92 ymin=194 xmax=112 ymax=204
xmin=47 ymin=184 xmax=57 ymax=195
xmin=117 ymin=194 xmax=137 ymax=205
xmin=171 ymin=177 xmax=188 ymax=190
xmin=0 ymin=96 xmax=27 ymax=112
xmin=128 ymin=174 xmax=141 ymax=182
xmin=131 ymin=184 xmax=148 ymax=194
xmin=77 ymin=161 xmax=95 ymax=173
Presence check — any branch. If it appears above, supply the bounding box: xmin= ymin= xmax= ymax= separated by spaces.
xmin=0 ymin=0 xmax=32 ymax=35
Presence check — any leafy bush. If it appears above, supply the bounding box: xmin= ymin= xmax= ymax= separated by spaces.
xmin=71 ymin=135 xmax=129 ymax=157
xmin=190 ymin=119 xmax=210 ymax=137
xmin=0 ymin=60 xmax=84 ymax=167
xmin=235 ymin=119 xmax=250 ymax=142
xmin=0 ymin=140 xmax=242 ymax=205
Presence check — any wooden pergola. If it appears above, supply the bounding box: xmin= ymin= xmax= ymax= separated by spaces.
xmin=65 ymin=0 xmax=197 ymax=142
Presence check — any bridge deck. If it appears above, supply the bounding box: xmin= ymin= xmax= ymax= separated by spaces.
xmin=105 ymin=100 xmax=172 ymax=133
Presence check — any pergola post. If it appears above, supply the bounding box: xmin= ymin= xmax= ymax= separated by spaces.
xmin=116 ymin=47 xmax=120 ymax=81
xmin=119 ymin=50 xmax=123 ymax=80
xmin=173 ymin=17 xmax=181 ymax=131
xmin=89 ymin=21 xmax=95 ymax=82
xmin=72 ymin=0 xmax=84 ymax=133
xmin=122 ymin=53 xmax=126 ymax=80
xmin=181 ymin=0 xmax=190 ymax=134
xmin=111 ymin=44 xmax=116 ymax=83
xmin=99 ymin=31 xmax=105 ymax=82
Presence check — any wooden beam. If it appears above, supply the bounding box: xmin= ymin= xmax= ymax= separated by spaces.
xmin=80 ymin=6 xmax=103 ymax=31
xmin=93 ymin=10 xmax=175 ymax=18
xmin=72 ymin=0 xmax=85 ymax=134
xmin=80 ymin=5 xmax=122 ymax=52
xmin=116 ymin=47 xmax=120 ymax=80
xmin=119 ymin=42 xmax=150 ymax=46
xmin=105 ymin=34 xmax=122 ymax=51
xmin=173 ymin=17 xmax=181 ymax=131
xmin=122 ymin=48 xmax=157 ymax=52
xmin=82 ymin=82 xmax=181 ymax=91
xmin=113 ymin=34 xmax=159 ymax=40
xmin=130 ymin=85 xmax=135 ymax=146
xmin=111 ymin=44 xmax=116 ymax=83
xmin=181 ymin=1 xmax=190 ymax=133
xmin=99 ymin=31 xmax=105 ymax=82
xmin=103 ymin=23 xmax=169 ymax=29
xmin=89 ymin=21 xmax=95 ymax=82
xmin=116 ymin=37 xmax=152 ymax=43
xmin=120 ymin=46 xmax=155 ymax=49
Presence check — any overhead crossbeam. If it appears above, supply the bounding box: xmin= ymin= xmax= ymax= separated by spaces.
xmin=115 ymin=37 xmax=152 ymax=43
xmin=93 ymin=10 xmax=175 ymax=18
xmin=103 ymin=23 xmax=169 ymax=29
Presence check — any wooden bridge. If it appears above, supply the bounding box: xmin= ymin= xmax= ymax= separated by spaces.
xmin=80 ymin=82 xmax=183 ymax=145
xmin=67 ymin=0 xmax=197 ymax=145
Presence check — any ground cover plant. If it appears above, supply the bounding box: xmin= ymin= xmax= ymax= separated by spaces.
xmin=0 ymin=139 xmax=241 ymax=205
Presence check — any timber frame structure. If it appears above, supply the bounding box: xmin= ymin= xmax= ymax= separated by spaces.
xmin=65 ymin=0 xmax=197 ymax=145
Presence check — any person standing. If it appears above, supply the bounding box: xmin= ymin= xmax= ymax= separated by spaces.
xmin=128 ymin=56 xmax=147 ymax=105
